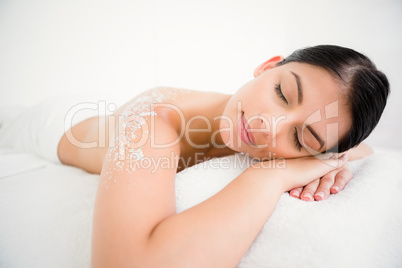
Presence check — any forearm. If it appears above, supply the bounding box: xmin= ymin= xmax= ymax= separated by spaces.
xmin=144 ymin=166 xmax=284 ymax=268
xmin=346 ymin=142 xmax=374 ymax=161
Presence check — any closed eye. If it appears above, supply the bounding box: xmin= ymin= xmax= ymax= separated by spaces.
xmin=275 ymin=83 xmax=288 ymax=105
xmin=294 ymin=127 xmax=303 ymax=152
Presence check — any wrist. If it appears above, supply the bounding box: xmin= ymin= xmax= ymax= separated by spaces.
xmin=246 ymin=161 xmax=287 ymax=192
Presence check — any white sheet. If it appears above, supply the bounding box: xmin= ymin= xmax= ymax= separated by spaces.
xmin=0 ymin=149 xmax=401 ymax=267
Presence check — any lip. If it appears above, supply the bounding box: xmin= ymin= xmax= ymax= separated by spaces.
xmin=239 ymin=112 xmax=256 ymax=146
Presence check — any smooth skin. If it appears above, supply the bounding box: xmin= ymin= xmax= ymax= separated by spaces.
xmin=58 ymin=56 xmax=373 ymax=267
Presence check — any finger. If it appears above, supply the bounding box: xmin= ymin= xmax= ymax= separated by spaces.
xmin=300 ymin=178 xmax=320 ymax=202
xmin=289 ymin=187 xmax=303 ymax=199
xmin=331 ymin=167 xmax=353 ymax=194
xmin=281 ymin=154 xmax=348 ymax=192
xmin=314 ymin=169 xmax=337 ymax=201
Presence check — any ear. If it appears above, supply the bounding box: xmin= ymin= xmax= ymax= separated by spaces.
xmin=253 ymin=55 xmax=285 ymax=78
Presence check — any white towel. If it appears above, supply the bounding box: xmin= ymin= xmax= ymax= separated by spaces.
xmin=0 ymin=96 xmax=110 ymax=164
xmin=175 ymin=153 xmax=402 ymax=267
xmin=0 ymin=150 xmax=401 ymax=267
xmin=0 ymin=149 xmax=47 ymax=178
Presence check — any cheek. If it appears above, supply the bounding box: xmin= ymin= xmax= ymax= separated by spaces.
xmin=235 ymin=80 xmax=269 ymax=107
xmin=218 ymin=113 xmax=237 ymax=149
xmin=219 ymin=126 xmax=232 ymax=147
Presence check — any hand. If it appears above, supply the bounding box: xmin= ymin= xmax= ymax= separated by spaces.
xmin=249 ymin=153 xmax=348 ymax=193
xmin=288 ymin=161 xmax=353 ymax=202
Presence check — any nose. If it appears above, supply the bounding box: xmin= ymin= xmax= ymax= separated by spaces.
xmin=258 ymin=114 xmax=288 ymax=146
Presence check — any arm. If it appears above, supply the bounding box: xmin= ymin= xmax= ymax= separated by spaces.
xmin=147 ymin=156 xmax=346 ymax=267
xmin=91 ymin=116 xmax=347 ymax=267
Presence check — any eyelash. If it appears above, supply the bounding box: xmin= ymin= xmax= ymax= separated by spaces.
xmin=274 ymin=84 xmax=301 ymax=151
xmin=274 ymin=83 xmax=288 ymax=105
xmin=294 ymin=128 xmax=303 ymax=152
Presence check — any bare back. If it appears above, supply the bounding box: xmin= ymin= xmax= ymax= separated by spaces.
xmin=57 ymin=87 xmax=233 ymax=174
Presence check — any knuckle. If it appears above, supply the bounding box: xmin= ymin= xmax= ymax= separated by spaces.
xmin=302 ymin=185 xmax=315 ymax=193
xmin=320 ymin=175 xmax=334 ymax=183
xmin=318 ymin=181 xmax=332 ymax=190
xmin=305 ymin=179 xmax=319 ymax=187
xmin=321 ymin=174 xmax=335 ymax=184
xmin=335 ymin=174 xmax=348 ymax=184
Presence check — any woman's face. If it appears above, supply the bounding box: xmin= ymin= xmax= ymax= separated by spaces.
xmin=220 ymin=60 xmax=351 ymax=159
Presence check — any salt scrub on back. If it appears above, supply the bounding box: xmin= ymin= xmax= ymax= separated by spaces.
xmin=101 ymin=87 xmax=189 ymax=189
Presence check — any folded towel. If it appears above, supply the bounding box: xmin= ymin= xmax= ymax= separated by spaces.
xmin=0 ymin=151 xmax=401 ymax=267
xmin=175 ymin=153 xmax=402 ymax=267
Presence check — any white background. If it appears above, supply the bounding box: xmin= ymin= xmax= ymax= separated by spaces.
xmin=0 ymin=0 xmax=401 ymax=149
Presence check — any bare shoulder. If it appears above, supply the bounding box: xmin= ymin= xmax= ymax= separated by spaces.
xmin=104 ymin=105 xmax=181 ymax=176
xmin=111 ymin=86 xmax=220 ymax=137
xmin=114 ymin=86 xmax=223 ymax=117
xmin=114 ymin=87 xmax=192 ymax=115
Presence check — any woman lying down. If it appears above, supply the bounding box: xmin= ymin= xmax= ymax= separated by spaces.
xmin=55 ymin=45 xmax=389 ymax=267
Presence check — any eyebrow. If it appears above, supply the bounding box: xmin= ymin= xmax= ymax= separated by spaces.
xmin=306 ymin=125 xmax=325 ymax=150
xmin=290 ymin=71 xmax=303 ymax=104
